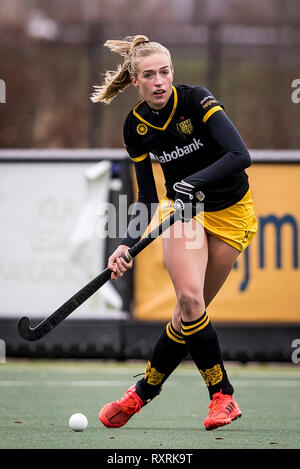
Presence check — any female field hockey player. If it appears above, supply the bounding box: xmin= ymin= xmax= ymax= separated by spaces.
xmin=91 ymin=35 xmax=257 ymax=431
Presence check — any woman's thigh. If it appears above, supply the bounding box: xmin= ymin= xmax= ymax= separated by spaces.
xmin=162 ymin=219 xmax=208 ymax=323
xmin=165 ymin=227 xmax=241 ymax=330
xmin=204 ymin=233 xmax=241 ymax=307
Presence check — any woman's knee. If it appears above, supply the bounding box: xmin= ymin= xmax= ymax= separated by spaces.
xmin=177 ymin=290 xmax=205 ymax=320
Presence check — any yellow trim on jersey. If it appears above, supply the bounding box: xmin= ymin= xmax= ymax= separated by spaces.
xmin=202 ymin=105 xmax=223 ymax=123
xmin=131 ymin=152 xmax=149 ymax=163
xmin=133 ymin=86 xmax=178 ymax=131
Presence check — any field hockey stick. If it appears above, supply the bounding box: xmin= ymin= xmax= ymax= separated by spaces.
xmin=18 ymin=212 xmax=176 ymax=342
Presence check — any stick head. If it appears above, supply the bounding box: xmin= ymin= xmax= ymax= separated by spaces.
xmin=18 ymin=316 xmax=36 ymax=341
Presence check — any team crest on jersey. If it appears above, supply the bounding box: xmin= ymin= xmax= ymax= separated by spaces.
xmin=177 ymin=118 xmax=193 ymax=136
xmin=136 ymin=123 xmax=148 ymax=135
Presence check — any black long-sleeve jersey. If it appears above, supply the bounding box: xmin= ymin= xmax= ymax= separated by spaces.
xmin=121 ymin=84 xmax=251 ymax=247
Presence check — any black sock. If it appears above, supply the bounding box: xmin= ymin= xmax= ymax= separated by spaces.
xmin=181 ymin=312 xmax=234 ymax=399
xmin=136 ymin=322 xmax=187 ymax=400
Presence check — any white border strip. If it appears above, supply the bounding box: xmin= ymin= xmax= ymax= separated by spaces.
xmin=0 ymin=149 xmax=300 ymax=163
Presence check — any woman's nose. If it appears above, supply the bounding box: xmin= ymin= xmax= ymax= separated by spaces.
xmin=154 ymin=73 xmax=163 ymax=85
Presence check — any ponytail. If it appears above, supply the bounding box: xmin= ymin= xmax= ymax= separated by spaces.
xmin=90 ymin=35 xmax=149 ymax=104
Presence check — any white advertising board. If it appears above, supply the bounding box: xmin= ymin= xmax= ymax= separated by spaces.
xmin=0 ymin=160 xmax=124 ymax=319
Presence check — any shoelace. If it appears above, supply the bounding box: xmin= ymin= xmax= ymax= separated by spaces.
xmin=119 ymin=389 xmax=143 ymax=413
xmin=208 ymin=392 xmax=229 ymax=413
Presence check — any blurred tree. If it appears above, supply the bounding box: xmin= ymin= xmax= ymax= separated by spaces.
xmin=0 ymin=0 xmax=299 ymax=149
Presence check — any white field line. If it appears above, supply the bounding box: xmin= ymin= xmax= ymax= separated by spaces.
xmin=0 ymin=379 xmax=300 ymax=387
xmin=0 ymin=380 xmax=125 ymax=387
xmin=232 ymin=380 xmax=300 ymax=387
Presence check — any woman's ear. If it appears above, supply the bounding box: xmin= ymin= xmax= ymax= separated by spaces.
xmin=131 ymin=75 xmax=138 ymax=88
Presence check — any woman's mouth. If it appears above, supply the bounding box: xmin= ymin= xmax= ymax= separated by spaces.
xmin=153 ymin=90 xmax=165 ymax=96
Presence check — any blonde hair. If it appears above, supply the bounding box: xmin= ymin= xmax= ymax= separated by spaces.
xmin=90 ymin=35 xmax=173 ymax=104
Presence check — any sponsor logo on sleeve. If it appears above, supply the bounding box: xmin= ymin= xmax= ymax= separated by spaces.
xmin=200 ymin=95 xmax=215 ymax=105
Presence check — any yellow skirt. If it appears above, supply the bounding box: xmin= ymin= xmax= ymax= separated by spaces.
xmin=159 ymin=189 xmax=258 ymax=251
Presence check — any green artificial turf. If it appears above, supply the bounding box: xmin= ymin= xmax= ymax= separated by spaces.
xmin=1 ymin=359 xmax=300 ymax=450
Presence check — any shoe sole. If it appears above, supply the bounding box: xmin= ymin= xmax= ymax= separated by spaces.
xmin=204 ymin=409 xmax=242 ymax=431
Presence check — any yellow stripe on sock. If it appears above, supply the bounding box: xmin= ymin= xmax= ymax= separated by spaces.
xmin=181 ymin=313 xmax=208 ymax=330
xmin=181 ymin=315 xmax=210 ymax=336
xmin=168 ymin=322 xmax=183 ymax=339
xmin=181 ymin=313 xmax=207 ymax=331
xmin=166 ymin=322 xmax=185 ymax=344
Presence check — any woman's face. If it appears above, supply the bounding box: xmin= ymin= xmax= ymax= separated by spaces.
xmin=131 ymin=53 xmax=174 ymax=110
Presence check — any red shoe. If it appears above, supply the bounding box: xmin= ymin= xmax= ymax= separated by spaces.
xmin=99 ymin=385 xmax=147 ymax=428
xmin=204 ymin=391 xmax=242 ymax=431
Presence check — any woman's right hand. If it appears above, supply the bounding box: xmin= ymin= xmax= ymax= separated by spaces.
xmin=108 ymin=244 xmax=133 ymax=280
